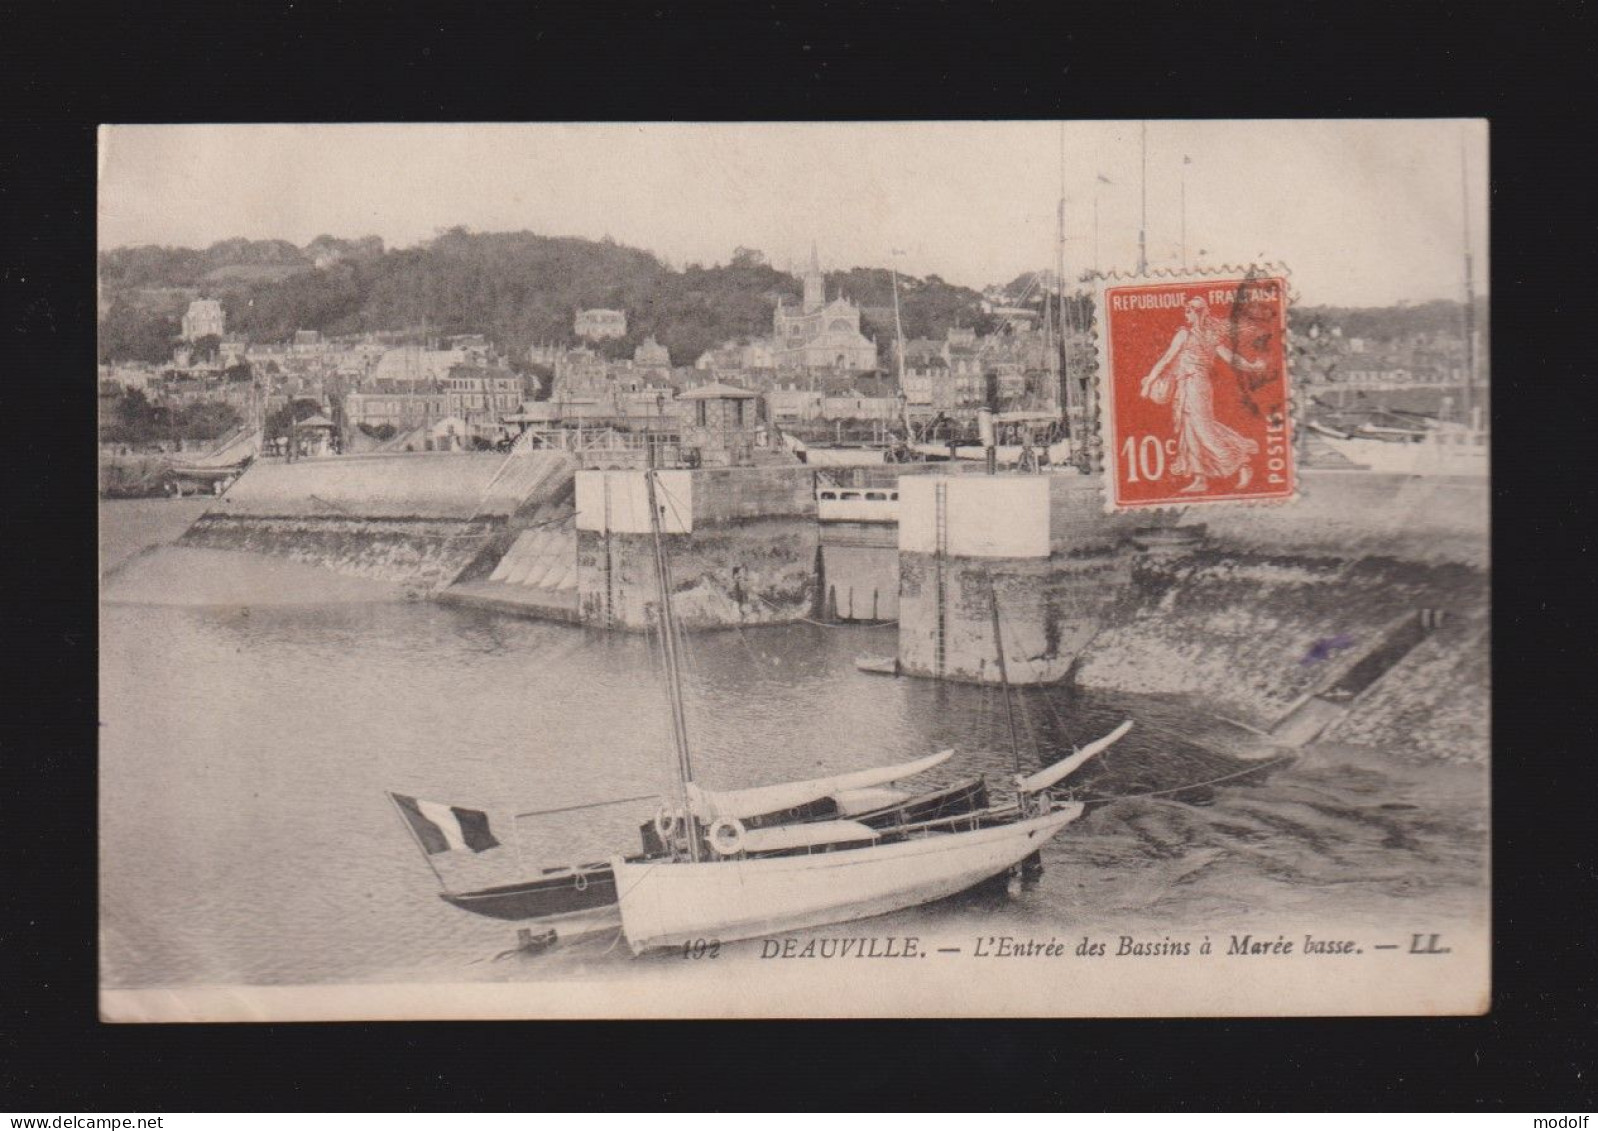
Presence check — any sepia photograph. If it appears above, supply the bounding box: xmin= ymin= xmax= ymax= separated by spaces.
xmin=96 ymin=120 xmax=1490 ymax=1020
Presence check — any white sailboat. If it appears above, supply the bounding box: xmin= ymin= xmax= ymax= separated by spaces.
xmin=612 ymin=806 xmax=1084 ymax=951
xmin=612 ymin=467 xmax=1127 ymax=953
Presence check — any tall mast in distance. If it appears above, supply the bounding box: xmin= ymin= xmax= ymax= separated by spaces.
xmin=890 ymin=249 xmax=911 ymax=437
xmin=1459 ymin=136 xmax=1478 ymax=426
xmin=1057 ymin=124 xmax=1072 ymax=432
xmin=1137 ymin=121 xmax=1149 ymax=277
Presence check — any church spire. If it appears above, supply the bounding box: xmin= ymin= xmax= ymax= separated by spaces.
xmin=803 ymin=239 xmax=825 ymax=313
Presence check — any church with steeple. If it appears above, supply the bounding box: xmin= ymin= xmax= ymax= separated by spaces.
xmin=770 ymin=243 xmax=879 ymax=371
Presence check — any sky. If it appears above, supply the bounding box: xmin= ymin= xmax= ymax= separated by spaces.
xmin=99 ymin=121 xmax=1488 ymax=308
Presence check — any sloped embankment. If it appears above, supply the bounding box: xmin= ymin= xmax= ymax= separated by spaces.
xmin=436 ymin=492 xmax=579 ymax=621
xmin=1326 ymin=615 xmax=1489 ymax=763
xmin=1074 ymin=551 xmax=1488 ymax=758
xmin=177 ymin=451 xmax=577 ymax=591
xmin=181 ymin=513 xmax=499 ymax=587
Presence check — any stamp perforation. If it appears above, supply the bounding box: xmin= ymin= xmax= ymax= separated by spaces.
xmin=1087 ymin=264 xmax=1301 ymax=515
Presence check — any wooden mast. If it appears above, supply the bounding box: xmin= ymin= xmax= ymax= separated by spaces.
xmin=1057 ymin=123 xmax=1074 ymax=453
xmin=890 ymin=251 xmax=912 ymax=441
xmin=988 ymin=583 xmax=1024 ymax=791
xmin=644 ymin=462 xmax=701 ymax=862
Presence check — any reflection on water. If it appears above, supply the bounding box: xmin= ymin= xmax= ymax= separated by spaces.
xmin=101 ymin=585 xmax=1486 ymax=988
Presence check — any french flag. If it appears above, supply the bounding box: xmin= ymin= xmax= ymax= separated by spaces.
xmin=390 ymin=793 xmax=501 ymax=855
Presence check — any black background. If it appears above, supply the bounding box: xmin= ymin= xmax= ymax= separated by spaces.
xmin=2 ymin=0 xmax=1593 ymax=1112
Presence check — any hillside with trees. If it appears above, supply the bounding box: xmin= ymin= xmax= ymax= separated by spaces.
xmin=822 ymin=267 xmax=993 ymax=345
xmin=1292 ymin=299 xmax=1483 ymax=343
xmin=97 ymin=230 xmax=993 ymax=366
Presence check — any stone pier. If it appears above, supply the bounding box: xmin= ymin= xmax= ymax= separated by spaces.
xmin=575 ymin=466 xmax=818 ymax=631
xmin=895 ymin=472 xmax=1158 ymax=684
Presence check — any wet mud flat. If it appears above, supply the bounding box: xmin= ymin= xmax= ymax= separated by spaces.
xmin=1047 ymin=742 xmax=1487 ymax=932
xmin=440 ymin=739 xmax=1486 ymax=985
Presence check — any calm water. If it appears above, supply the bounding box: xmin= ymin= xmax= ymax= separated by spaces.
xmin=100 ymin=544 xmax=1487 ymax=988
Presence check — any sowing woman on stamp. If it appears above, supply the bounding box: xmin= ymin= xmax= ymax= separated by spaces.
xmin=1139 ymin=295 xmax=1269 ymax=494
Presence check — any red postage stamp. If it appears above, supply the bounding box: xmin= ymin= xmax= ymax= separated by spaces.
xmin=1097 ymin=273 xmax=1294 ymax=509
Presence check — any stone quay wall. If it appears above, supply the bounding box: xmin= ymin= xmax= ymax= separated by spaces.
xmin=572 ymin=466 xmax=819 ymax=631
xmin=179 ymin=451 xmax=578 ymax=590
xmin=576 ymin=520 xmax=819 ymax=632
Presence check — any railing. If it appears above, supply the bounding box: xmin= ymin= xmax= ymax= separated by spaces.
xmin=514 ymin=426 xmax=688 ymax=468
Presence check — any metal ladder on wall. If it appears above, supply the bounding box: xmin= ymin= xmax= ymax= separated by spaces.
xmin=600 ymin=473 xmax=615 ymax=630
xmin=934 ymin=480 xmax=949 ymax=679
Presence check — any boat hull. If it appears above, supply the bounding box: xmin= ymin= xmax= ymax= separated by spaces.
xmin=441 ymin=864 xmax=618 ymax=921
xmin=444 ymin=779 xmax=991 ymax=926
xmin=612 ymin=804 xmax=1082 ymax=954
xmin=1310 ymin=429 xmax=1488 ymax=476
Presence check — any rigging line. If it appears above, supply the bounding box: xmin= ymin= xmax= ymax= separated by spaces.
xmin=986 ymin=596 xmax=1050 ymax=763
xmin=515 ymin=511 xmax=576 ymax=533
xmin=1029 ymin=674 xmax=1073 ymax=737
xmin=989 ymin=591 xmax=1050 ymax=684
xmin=653 ymin=477 xmax=714 ymax=699
xmin=596 ymin=925 xmax=628 ymax=957
xmin=644 ymin=616 xmax=687 ymax=809
xmin=725 ymin=602 xmax=774 ymax=673
xmin=1076 ymin=757 xmax=1292 ymax=802
xmin=513 ymin=792 xmax=662 ymax=820
xmin=1015 ymin=683 xmax=1043 ymax=764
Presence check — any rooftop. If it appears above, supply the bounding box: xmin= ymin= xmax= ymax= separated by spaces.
xmin=679 ymin=381 xmax=760 ymax=400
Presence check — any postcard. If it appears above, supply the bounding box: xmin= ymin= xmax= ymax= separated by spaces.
xmin=98 ymin=120 xmax=1489 ymax=1019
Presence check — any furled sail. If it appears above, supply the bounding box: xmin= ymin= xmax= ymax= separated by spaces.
xmin=739 ymin=820 xmax=880 ymax=854
xmin=687 ymin=749 xmax=954 ymax=821
xmin=1015 ymin=720 xmax=1133 ymax=795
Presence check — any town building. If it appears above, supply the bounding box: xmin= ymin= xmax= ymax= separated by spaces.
xmin=575 ymin=308 xmax=627 ymax=340
xmin=900 ymin=343 xmax=950 ymax=415
xmin=528 ymin=341 xmax=565 ymax=368
xmin=290 ymin=330 xmax=326 ymax=356
xmin=770 ymin=244 xmax=878 ymax=371
xmin=181 ymin=299 xmax=225 ymax=342
xmin=292 ymin=413 xmax=338 ymax=458
xmin=617 ymin=384 xmax=680 ymax=425
xmin=551 ymin=346 xmax=613 ymax=403
xmin=633 ymin=334 xmax=671 ymax=372
xmin=820 ymin=393 xmax=901 ymax=422
xmin=99 ymin=364 xmax=156 ymax=392
xmin=368 ymin=346 xmax=475 ymax=384
xmin=677 ymin=381 xmax=761 ymax=467
xmin=439 ymin=365 xmax=524 ymax=420
xmin=943 ymin=327 xmax=987 ymax=409
xmin=341 ymin=383 xmax=450 ymax=435
xmin=766 ymin=384 xmax=824 ymax=423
